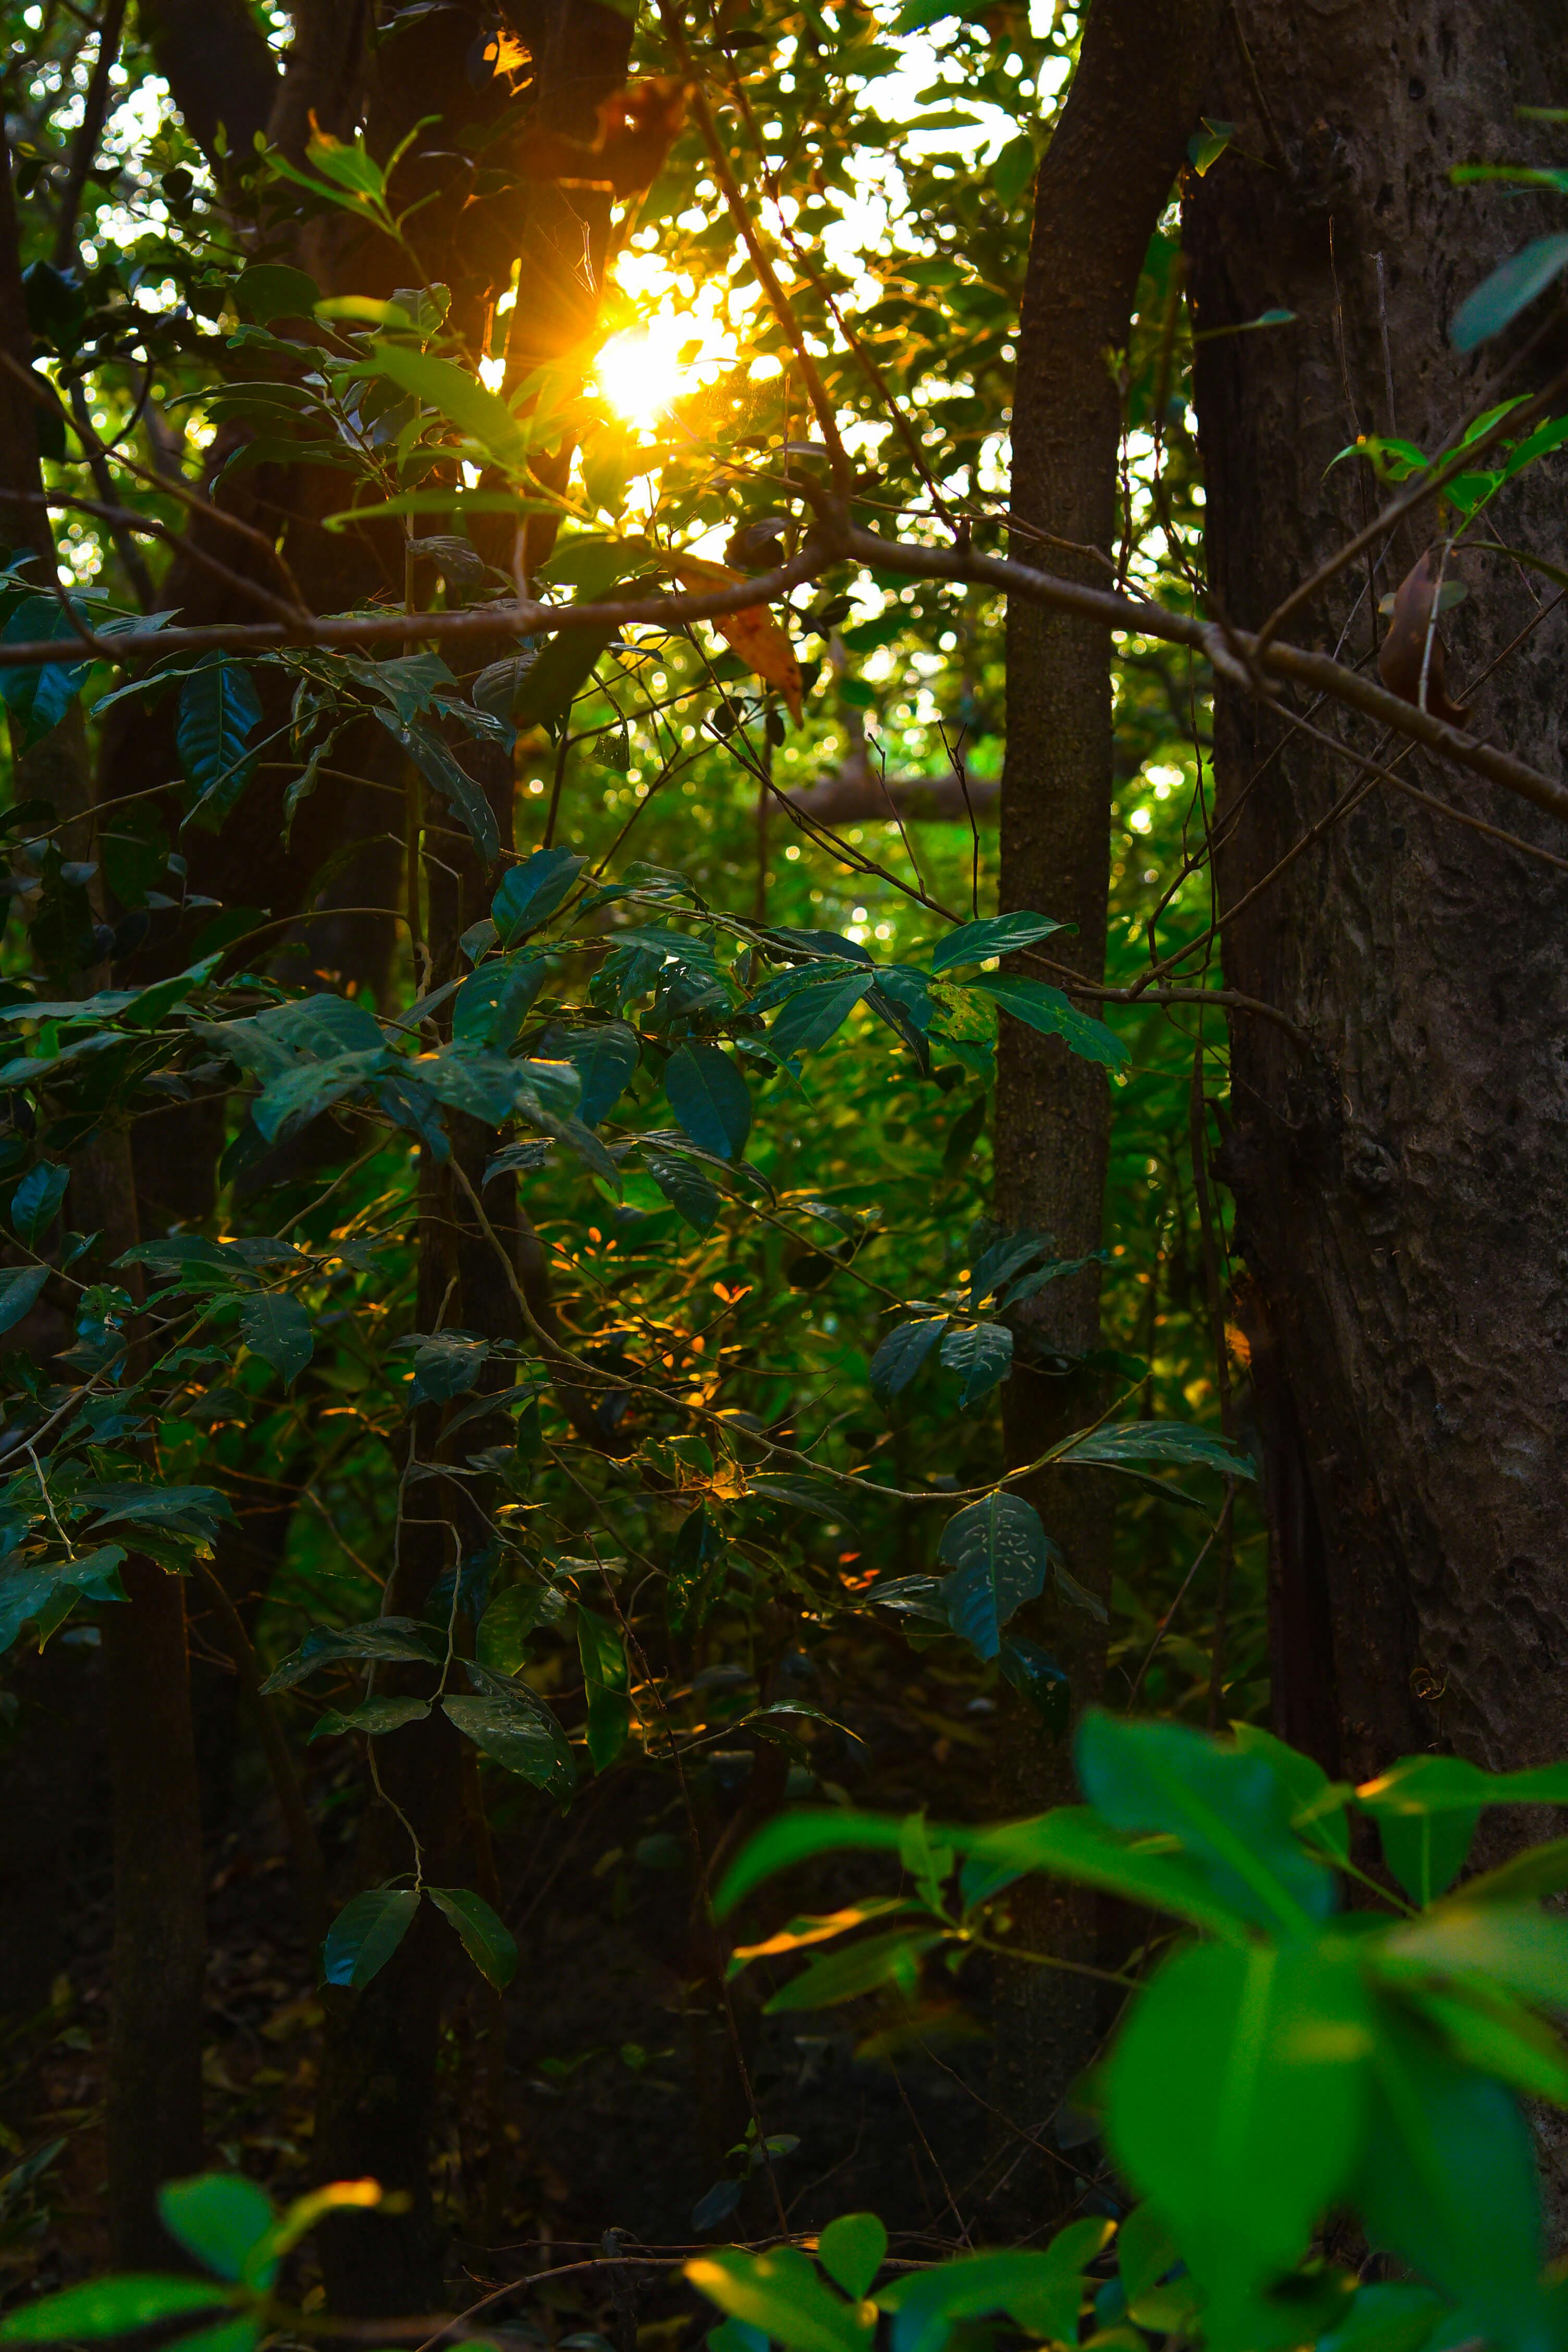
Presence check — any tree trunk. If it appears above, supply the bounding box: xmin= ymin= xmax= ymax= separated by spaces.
xmin=1187 ymin=0 xmax=1568 ymax=1782
xmin=988 ymin=0 xmax=1216 ymax=2207
xmin=3 ymin=137 xmax=209 ymax=2261
xmin=1187 ymin=1 xmax=1568 ymax=2225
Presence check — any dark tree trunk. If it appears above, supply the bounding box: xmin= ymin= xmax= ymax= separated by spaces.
xmin=1187 ymin=0 xmax=1568 ymax=1788
xmin=3 ymin=138 xmax=209 ymax=2261
xmin=988 ymin=0 xmax=1216 ymax=2204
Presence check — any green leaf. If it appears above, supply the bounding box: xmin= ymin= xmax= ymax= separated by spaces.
xmin=717 ymin=1809 xmax=914 ymax=1916
xmin=1106 ymin=1939 xmax=1373 ymax=2336
xmin=251 ymin=1046 xmax=390 ymax=1144
xmin=1315 ymin=2283 xmax=1445 ymax=2352
xmin=1055 ymin=1422 xmax=1255 ymax=1478
xmin=1353 ymin=2006 xmax=1546 ymax=2346
xmin=1403 ymin=1983 xmax=1568 ymax=2104
xmin=1355 ymin=1755 xmax=1568 ymax=1903
xmin=322 ymin=1888 xmax=420 ymax=1990
xmin=157 ymin=2174 xmax=275 ymax=2284
xmin=0 ymin=2278 xmax=231 ymax=2341
xmin=1379 ymin=1903 xmax=1568 ymax=2014
xmin=235 ymin=263 xmax=320 ymax=323
xmin=1452 ymin=1835 xmax=1568 ymax=1906
xmin=477 ymin=1582 xmax=564 ymax=1673
xmin=937 ymin=1490 xmax=1049 ymax=1660
xmin=642 ymin=1145 xmax=722 ymax=1233
xmin=1117 ymin=2203 xmax=1181 ymax=2309
xmin=1451 ymin=234 xmax=1568 ymax=352
xmin=493 ymin=847 xmax=587 ymax=944
xmin=967 ymin=1806 xmax=1252 ymax=1939
xmin=369 ymin=340 xmax=530 ymax=469
xmin=577 ymin=1607 xmax=631 ymax=1772
xmin=0 ymin=1265 xmax=47 ymax=1335
xmin=454 ymin=952 xmax=548 ymax=1049
xmin=964 ymin=973 xmax=1126 ymax=1068
xmin=991 ymin=133 xmax=1036 ymax=207
xmin=260 ymin=1616 xmax=439 ymax=1695
xmin=768 ymin=971 xmax=875 ymax=1059
xmin=444 ymin=1687 xmax=577 ymax=1802
xmin=1187 ymin=117 xmax=1234 ymax=175
xmin=239 ymin=1294 xmax=313 ymax=1385
xmin=1076 ymin=1709 xmax=1336 ymax=1932
xmin=409 ymin=1331 xmax=488 ymax=1404
xmin=687 ymin=2246 xmax=873 ymax=2352
xmin=10 ymin=1161 xmax=68 ymax=1247
xmin=557 ymin=1020 xmax=639 ymax=1124
xmin=869 ymin=1316 xmax=948 ymax=1405
xmin=880 ymin=2227 xmax=1112 ymax=2352
xmin=511 ymin=623 xmax=621 ymax=732
xmin=389 ymin=714 xmax=498 ymax=865
xmin=764 ymin=1927 xmax=948 ymax=2012
xmin=308 ymin=1698 xmax=431 ymax=1742
xmin=666 ymin=1043 xmax=752 ymax=1160
xmin=928 ymin=912 xmax=1066 ymax=974
xmin=938 ymin=1319 xmax=1012 ymax=1408
xmin=428 ymin=1885 xmax=519 ymax=1989
xmin=0 ymin=598 xmax=92 ymax=745
xmin=818 ymin=2215 xmax=888 ymax=2301
xmin=1231 ymin=1723 xmax=1351 ymax=1863
xmin=998 ymin=1637 xmax=1069 ymax=1738
xmin=178 ymin=656 xmax=262 ymax=829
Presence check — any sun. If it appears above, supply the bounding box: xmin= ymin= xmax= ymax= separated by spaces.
xmin=592 ymin=322 xmax=689 ymax=425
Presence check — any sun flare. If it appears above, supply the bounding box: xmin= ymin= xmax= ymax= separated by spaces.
xmin=592 ymin=322 xmax=689 ymax=424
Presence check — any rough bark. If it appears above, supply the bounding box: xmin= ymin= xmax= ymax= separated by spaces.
xmin=1186 ymin=0 xmax=1568 ymax=1787
xmin=987 ymin=0 xmax=1216 ymax=2206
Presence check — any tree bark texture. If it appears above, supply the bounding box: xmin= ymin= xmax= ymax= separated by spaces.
xmin=1186 ymin=0 xmax=1568 ymax=1785
xmin=988 ymin=0 xmax=1216 ymax=2196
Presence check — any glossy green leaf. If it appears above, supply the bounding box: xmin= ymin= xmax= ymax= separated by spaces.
xmin=938 ymin=1318 xmax=1012 ymax=1408
xmin=868 ymin=1316 xmax=948 ymax=1404
xmin=177 ymin=656 xmax=262 ymax=830
xmin=577 ymin=1607 xmax=631 ymax=1772
xmin=1106 ymin=1938 xmax=1373 ymax=2337
xmin=428 ymin=1885 xmax=519 ymax=1989
xmin=937 ymin=1490 xmax=1049 ymax=1660
xmin=666 ymin=1043 xmax=752 ymax=1160
xmin=321 ymin=1887 xmax=420 ymax=1989
xmin=308 ymin=1698 xmax=430 ymax=1742
xmin=716 ymin=1809 xmax=913 ymax=1916
xmin=369 ymin=340 xmax=530 ymax=468
xmin=1076 ymin=1709 xmax=1336 ymax=1931
xmin=493 ymin=847 xmax=587 ymax=945
xmin=0 ymin=597 xmax=92 ymax=745
xmin=0 ymin=1265 xmax=48 ymax=1335
xmin=10 ymin=1161 xmax=68 ymax=1247
xmin=238 ymin=1293 xmax=313 ymax=1385
xmin=642 ymin=1145 xmax=722 ymax=1232
xmin=157 ymin=2173 xmax=275 ymax=2283
xmin=1379 ymin=1903 xmax=1568 ymax=2015
xmin=389 ymin=714 xmax=498 ymax=865
xmin=553 ymin=1019 xmax=639 ymax=1124
xmin=444 ymin=1687 xmax=577 ymax=1802
xmin=964 ymin=973 xmax=1126 ymax=1068
xmin=769 ymin=971 xmax=874 ymax=1059
xmin=927 ymin=912 xmax=1066 ymax=974
xmin=1055 ymin=1420 xmax=1254 ymax=1478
